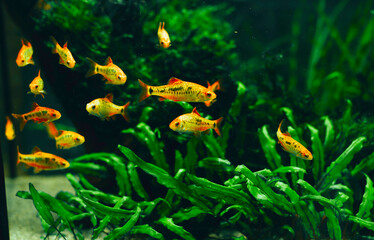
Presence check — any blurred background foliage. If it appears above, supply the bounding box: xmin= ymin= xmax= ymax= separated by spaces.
xmin=2 ymin=0 xmax=374 ymax=239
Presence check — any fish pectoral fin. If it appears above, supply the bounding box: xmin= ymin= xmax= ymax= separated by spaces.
xmin=158 ymin=97 xmax=166 ymax=101
xmin=33 ymin=168 xmax=42 ymax=174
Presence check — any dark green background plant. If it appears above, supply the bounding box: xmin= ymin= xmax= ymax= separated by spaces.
xmin=4 ymin=0 xmax=374 ymax=239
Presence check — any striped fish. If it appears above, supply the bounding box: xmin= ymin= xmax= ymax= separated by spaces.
xmin=138 ymin=77 xmax=217 ymax=105
xmin=12 ymin=102 xmax=61 ymax=131
xmin=169 ymin=107 xmax=223 ymax=136
xmin=86 ymin=93 xmax=130 ymax=121
xmin=46 ymin=122 xmax=85 ymax=149
xmin=17 ymin=146 xmax=69 ymax=173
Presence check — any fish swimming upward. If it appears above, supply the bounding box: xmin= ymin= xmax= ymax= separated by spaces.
xmin=12 ymin=102 xmax=61 ymax=131
xmin=46 ymin=122 xmax=85 ymax=150
xmin=158 ymin=22 xmax=171 ymax=48
xmin=169 ymin=107 xmax=223 ymax=136
xmin=5 ymin=116 xmax=16 ymax=141
xmin=16 ymin=38 xmax=34 ymax=67
xmin=17 ymin=146 xmax=69 ymax=173
xmin=28 ymin=70 xmax=47 ymax=98
xmin=50 ymin=36 xmax=76 ymax=68
xmin=86 ymin=93 xmax=130 ymax=121
xmin=85 ymin=57 xmax=127 ymax=85
xmin=138 ymin=78 xmax=217 ymax=105
xmin=276 ymin=120 xmax=313 ymax=160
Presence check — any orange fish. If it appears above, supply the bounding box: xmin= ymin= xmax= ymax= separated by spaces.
xmin=5 ymin=116 xmax=15 ymax=141
xmin=46 ymin=122 xmax=85 ymax=150
xmin=16 ymin=38 xmax=34 ymax=67
xmin=205 ymin=80 xmax=221 ymax=107
xmin=169 ymin=107 xmax=223 ymax=136
xmin=138 ymin=78 xmax=217 ymax=104
xmin=28 ymin=70 xmax=47 ymax=98
xmin=158 ymin=22 xmax=171 ymax=48
xmin=86 ymin=93 xmax=130 ymax=121
xmin=277 ymin=120 xmax=313 ymax=160
xmin=85 ymin=57 xmax=127 ymax=85
xmin=17 ymin=146 xmax=69 ymax=173
xmin=12 ymin=102 xmax=61 ymax=131
xmin=50 ymin=36 xmax=76 ymax=68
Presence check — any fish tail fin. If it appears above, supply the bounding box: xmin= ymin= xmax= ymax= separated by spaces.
xmin=16 ymin=146 xmax=21 ymax=165
xmin=121 ymin=102 xmax=131 ymax=122
xmin=11 ymin=114 xmax=27 ymax=131
xmin=46 ymin=122 xmax=58 ymax=138
xmin=85 ymin=57 xmax=98 ymax=78
xmin=138 ymin=79 xmax=151 ymax=102
xmin=278 ymin=119 xmax=284 ymax=133
xmin=214 ymin=117 xmax=224 ymax=136
xmin=50 ymin=36 xmax=59 ymax=54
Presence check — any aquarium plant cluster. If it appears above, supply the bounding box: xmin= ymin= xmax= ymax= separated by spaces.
xmin=3 ymin=0 xmax=374 ymax=239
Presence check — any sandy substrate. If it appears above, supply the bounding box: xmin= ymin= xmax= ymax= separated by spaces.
xmin=5 ymin=175 xmax=92 ymax=240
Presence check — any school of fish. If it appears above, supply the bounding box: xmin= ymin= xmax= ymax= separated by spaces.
xmin=5 ymin=20 xmax=313 ymax=173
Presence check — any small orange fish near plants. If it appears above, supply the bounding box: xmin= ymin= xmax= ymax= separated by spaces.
xmin=85 ymin=57 xmax=127 ymax=85
xmin=16 ymin=38 xmax=34 ymax=67
xmin=86 ymin=93 xmax=130 ymax=121
xmin=5 ymin=116 xmax=16 ymax=141
xmin=46 ymin=122 xmax=85 ymax=150
xmin=169 ymin=107 xmax=223 ymax=136
xmin=158 ymin=22 xmax=171 ymax=48
xmin=277 ymin=120 xmax=313 ymax=160
xmin=12 ymin=102 xmax=61 ymax=131
xmin=50 ymin=36 xmax=76 ymax=68
xmin=138 ymin=77 xmax=217 ymax=104
xmin=17 ymin=146 xmax=69 ymax=173
xmin=28 ymin=70 xmax=47 ymax=98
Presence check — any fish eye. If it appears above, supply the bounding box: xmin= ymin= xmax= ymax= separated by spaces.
xmin=35 ymin=85 xmax=38 ymax=89
xmin=304 ymin=154 xmax=309 ymax=158
xmin=61 ymin=162 xmax=66 ymax=166
xmin=21 ymin=60 xmax=25 ymax=63
xmin=175 ymin=122 xmax=180 ymax=127
xmin=161 ymin=42 xmax=164 ymax=45
xmin=52 ymin=113 xmax=56 ymax=117
xmin=118 ymin=76 xmax=121 ymax=80
xmin=67 ymin=61 xmax=70 ymax=65
xmin=75 ymin=137 xmax=80 ymax=142
xmin=206 ymin=92 xmax=212 ymax=98
xmin=92 ymin=105 xmax=96 ymax=110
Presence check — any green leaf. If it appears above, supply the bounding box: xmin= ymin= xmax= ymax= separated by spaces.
xmin=29 ymin=183 xmax=54 ymax=226
xmin=321 ymin=116 xmax=335 ymax=152
xmin=324 ymin=206 xmax=341 ymax=240
xmin=258 ymin=125 xmax=282 ymax=170
xmin=157 ymin=217 xmax=196 ymax=240
xmin=104 ymin=206 xmax=141 ymax=240
xmin=118 ymin=145 xmax=212 ymax=211
xmin=307 ymin=124 xmax=325 ymax=181
xmin=128 ymin=162 xmax=149 ymax=200
xmin=171 ymin=206 xmax=208 ymax=223
xmin=273 ymin=166 xmax=306 ymax=174
xmin=79 ymin=190 xmax=136 ymax=207
xmin=201 ymin=134 xmax=225 ymax=158
xmin=198 ymin=157 xmax=233 ymax=171
xmin=348 ymin=216 xmax=374 ymax=231
xmin=68 ymin=162 xmax=107 ymax=175
xmin=351 ymin=151 xmax=374 ymax=176
xmin=356 ymin=174 xmax=374 ymax=220
xmin=184 ymin=137 xmax=199 ymax=173
xmin=297 ymin=179 xmax=320 ymax=195
xmin=318 ymin=136 xmax=366 ymax=190
xmin=131 ymin=224 xmax=165 ymax=240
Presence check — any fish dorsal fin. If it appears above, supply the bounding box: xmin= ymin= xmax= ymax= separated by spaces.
xmin=168 ymin=77 xmax=183 ymax=85
xmin=284 ymin=132 xmax=291 ymax=137
xmin=63 ymin=42 xmax=68 ymax=48
xmin=105 ymin=57 xmax=113 ymax=65
xmin=105 ymin=93 xmax=113 ymax=102
xmin=21 ymin=38 xmax=30 ymax=47
xmin=32 ymin=146 xmax=42 ymax=154
xmin=38 ymin=70 xmax=41 ymax=77
xmin=32 ymin=102 xmax=40 ymax=110
xmin=192 ymin=107 xmax=202 ymax=117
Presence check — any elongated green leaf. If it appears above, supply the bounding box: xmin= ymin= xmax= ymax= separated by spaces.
xmin=325 ymin=206 xmax=341 ymax=240
xmin=128 ymin=162 xmax=149 ymax=200
xmin=202 ymin=134 xmax=225 ymax=158
xmin=273 ymin=166 xmax=306 ymax=174
xmin=258 ymin=125 xmax=282 ymax=170
xmin=79 ymin=190 xmax=136 ymax=207
xmin=297 ymin=179 xmax=320 ymax=195
xmin=307 ymin=124 xmax=324 ymax=181
xmin=348 ymin=216 xmax=374 ymax=231
xmin=118 ymin=145 xmax=212 ymax=211
xmin=157 ymin=217 xmax=195 ymax=240
xmin=92 ymin=196 xmax=128 ymax=239
xmin=68 ymin=162 xmax=107 ymax=175
xmin=104 ymin=207 xmax=141 ymax=240
xmin=171 ymin=206 xmax=208 ymax=223
xmin=318 ymin=136 xmax=366 ymax=190
xmin=131 ymin=224 xmax=165 ymax=240
xmin=175 ymin=150 xmax=184 ymax=173
xmin=356 ymin=174 xmax=374 ymax=220
xmin=80 ymin=194 xmax=136 ymax=219
xmin=29 ymin=183 xmax=54 ymax=226
xmin=184 ymin=137 xmax=198 ymax=173
xmin=198 ymin=157 xmax=233 ymax=171
xmin=321 ymin=116 xmax=335 ymax=152
xmin=280 ymin=107 xmax=301 ymax=139
xmin=300 ymin=195 xmax=339 ymax=210
xmin=351 ymin=151 xmax=374 ymax=176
